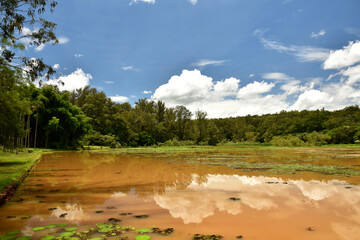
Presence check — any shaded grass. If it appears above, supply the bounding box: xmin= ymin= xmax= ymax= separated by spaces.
xmin=0 ymin=149 xmax=51 ymax=192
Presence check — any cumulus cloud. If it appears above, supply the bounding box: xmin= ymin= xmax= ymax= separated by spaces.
xmin=289 ymin=90 xmax=333 ymax=110
xmin=237 ymin=81 xmax=275 ymax=99
xmin=143 ymin=90 xmax=152 ymax=94
xmin=192 ymin=59 xmax=226 ymax=68
xmin=45 ymin=68 xmax=92 ymax=91
xmin=323 ymin=41 xmax=360 ymax=69
xmin=152 ymin=69 xmax=288 ymax=118
xmin=53 ymin=64 xmax=60 ymax=69
xmin=254 ymin=29 xmax=330 ymax=62
xmin=110 ymin=95 xmax=129 ymax=103
xmin=311 ymin=29 xmax=326 ymax=39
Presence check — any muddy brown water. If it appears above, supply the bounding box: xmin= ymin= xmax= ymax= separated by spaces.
xmin=0 ymin=150 xmax=360 ymax=239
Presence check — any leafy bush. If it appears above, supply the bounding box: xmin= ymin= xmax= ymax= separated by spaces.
xmin=82 ymin=131 xmax=121 ymax=148
xmin=270 ymin=135 xmax=306 ymax=147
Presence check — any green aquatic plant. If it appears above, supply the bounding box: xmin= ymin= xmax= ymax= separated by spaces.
xmin=7 ymin=232 xmax=20 ymax=235
xmin=56 ymin=224 xmax=67 ymax=227
xmin=16 ymin=237 xmax=31 ymax=240
xmin=0 ymin=235 xmax=16 ymax=240
xmin=39 ymin=235 xmax=55 ymax=240
xmin=136 ymin=228 xmax=152 ymax=234
xmin=59 ymin=232 xmax=74 ymax=238
xmin=135 ymin=235 xmax=151 ymax=240
xmin=192 ymin=234 xmax=223 ymax=240
xmin=32 ymin=227 xmax=45 ymax=231
xmin=64 ymin=227 xmax=77 ymax=232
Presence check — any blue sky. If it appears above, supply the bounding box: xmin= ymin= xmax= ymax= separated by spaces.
xmin=25 ymin=0 xmax=360 ymax=117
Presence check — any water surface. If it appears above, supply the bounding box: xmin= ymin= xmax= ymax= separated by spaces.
xmin=0 ymin=150 xmax=359 ymax=239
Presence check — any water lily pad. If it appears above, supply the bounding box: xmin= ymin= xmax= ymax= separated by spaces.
xmin=136 ymin=228 xmax=152 ymax=234
xmin=40 ymin=235 xmax=55 ymax=240
xmin=0 ymin=235 xmax=16 ymax=240
xmin=135 ymin=235 xmax=151 ymax=240
xmin=32 ymin=227 xmax=45 ymax=231
xmin=56 ymin=224 xmax=67 ymax=227
xmin=64 ymin=227 xmax=77 ymax=232
xmin=98 ymin=228 xmax=113 ymax=233
xmin=44 ymin=225 xmax=57 ymax=229
xmin=16 ymin=237 xmax=31 ymax=240
xmin=60 ymin=232 xmax=74 ymax=238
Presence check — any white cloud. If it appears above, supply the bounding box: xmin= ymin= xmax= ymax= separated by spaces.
xmin=323 ymin=41 xmax=360 ymax=70
xmin=311 ymin=29 xmax=326 ymax=39
xmin=213 ymin=77 xmax=240 ymax=99
xmin=45 ymin=68 xmax=92 ymax=91
xmin=53 ymin=64 xmax=60 ymax=69
xmin=152 ymin=69 xmax=287 ymax=118
xmin=105 ymin=81 xmax=114 ymax=84
xmin=249 ymin=74 xmax=255 ymax=78
xmin=122 ymin=66 xmax=135 ymax=71
xmin=153 ymin=69 xmax=214 ymax=105
xmin=341 ymin=65 xmax=360 ymax=84
xmin=192 ymin=59 xmax=226 ymax=68
xmin=22 ymin=31 xmax=69 ymax=52
xmin=110 ymin=95 xmax=129 ymax=103
xmin=237 ymin=81 xmax=275 ymax=99
xmin=254 ymin=30 xmax=330 ymax=62
xmin=130 ymin=0 xmax=155 ymax=5
xmin=289 ymin=90 xmax=333 ymax=110
xmin=189 ymin=0 xmax=198 ymax=5
xmin=74 ymin=53 xmax=84 ymax=58
xmin=143 ymin=90 xmax=152 ymax=94
xmin=262 ymin=72 xmax=294 ymax=81
xmin=58 ymin=37 xmax=69 ymax=44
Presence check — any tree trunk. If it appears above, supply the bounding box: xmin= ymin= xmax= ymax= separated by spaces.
xmin=34 ymin=111 xmax=38 ymax=149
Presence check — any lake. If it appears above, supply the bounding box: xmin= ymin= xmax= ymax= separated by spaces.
xmin=0 ymin=148 xmax=359 ymax=239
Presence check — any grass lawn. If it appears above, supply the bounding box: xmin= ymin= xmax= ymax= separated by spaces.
xmin=0 ymin=149 xmax=49 ymax=192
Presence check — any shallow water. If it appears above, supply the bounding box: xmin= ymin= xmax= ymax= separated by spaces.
xmin=0 ymin=150 xmax=360 ymax=239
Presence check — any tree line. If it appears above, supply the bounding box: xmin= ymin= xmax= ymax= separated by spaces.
xmin=1 ymin=67 xmax=360 ymax=150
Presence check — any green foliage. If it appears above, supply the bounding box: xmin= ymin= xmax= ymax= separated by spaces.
xmin=270 ymin=135 xmax=306 ymax=147
xmin=0 ymin=0 xmax=58 ymax=80
xmin=82 ymin=131 xmax=121 ymax=148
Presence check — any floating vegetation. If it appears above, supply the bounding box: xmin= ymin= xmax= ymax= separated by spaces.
xmin=15 ymin=237 xmax=31 ymax=240
xmin=135 ymin=235 xmax=151 ymax=240
xmin=135 ymin=215 xmax=149 ymax=219
xmin=236 ymin=236 xmax=243 ymax=239
xmin=136 ymin=228 xmax=152 ymax=234
xmin=192 ymin=234 xmax=223 ymax=240
xmin=108 ymin=218 xmax=121 ymax=223
xmin=6 ymin=221 xmax=174 ymax=240
xmin=40 ymin=235 xmax=55 ymax=240
xmin=64 ymin=227 xmax=78 ymax=232
xmin=6 ymin=216 xmax=16 ymax=219
xmin=48 ymin=208 xmax=57 ymax=211
xmin=95 ymin=211 xmax=104 ymax=214
xmin=228 ymin=197 xmax=241 ymax=201
xmin=151 ymin=227 xmax=174 ymax=235
xmin=119 ymin=213 xmax=132 ymax=216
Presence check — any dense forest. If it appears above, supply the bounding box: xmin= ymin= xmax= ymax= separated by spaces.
xmin=1 ymin=65 xmax=360 ymax=150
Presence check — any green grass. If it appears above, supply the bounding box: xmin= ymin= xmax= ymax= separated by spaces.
xmin=0 ymin=149 xmax=50 ymax=192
